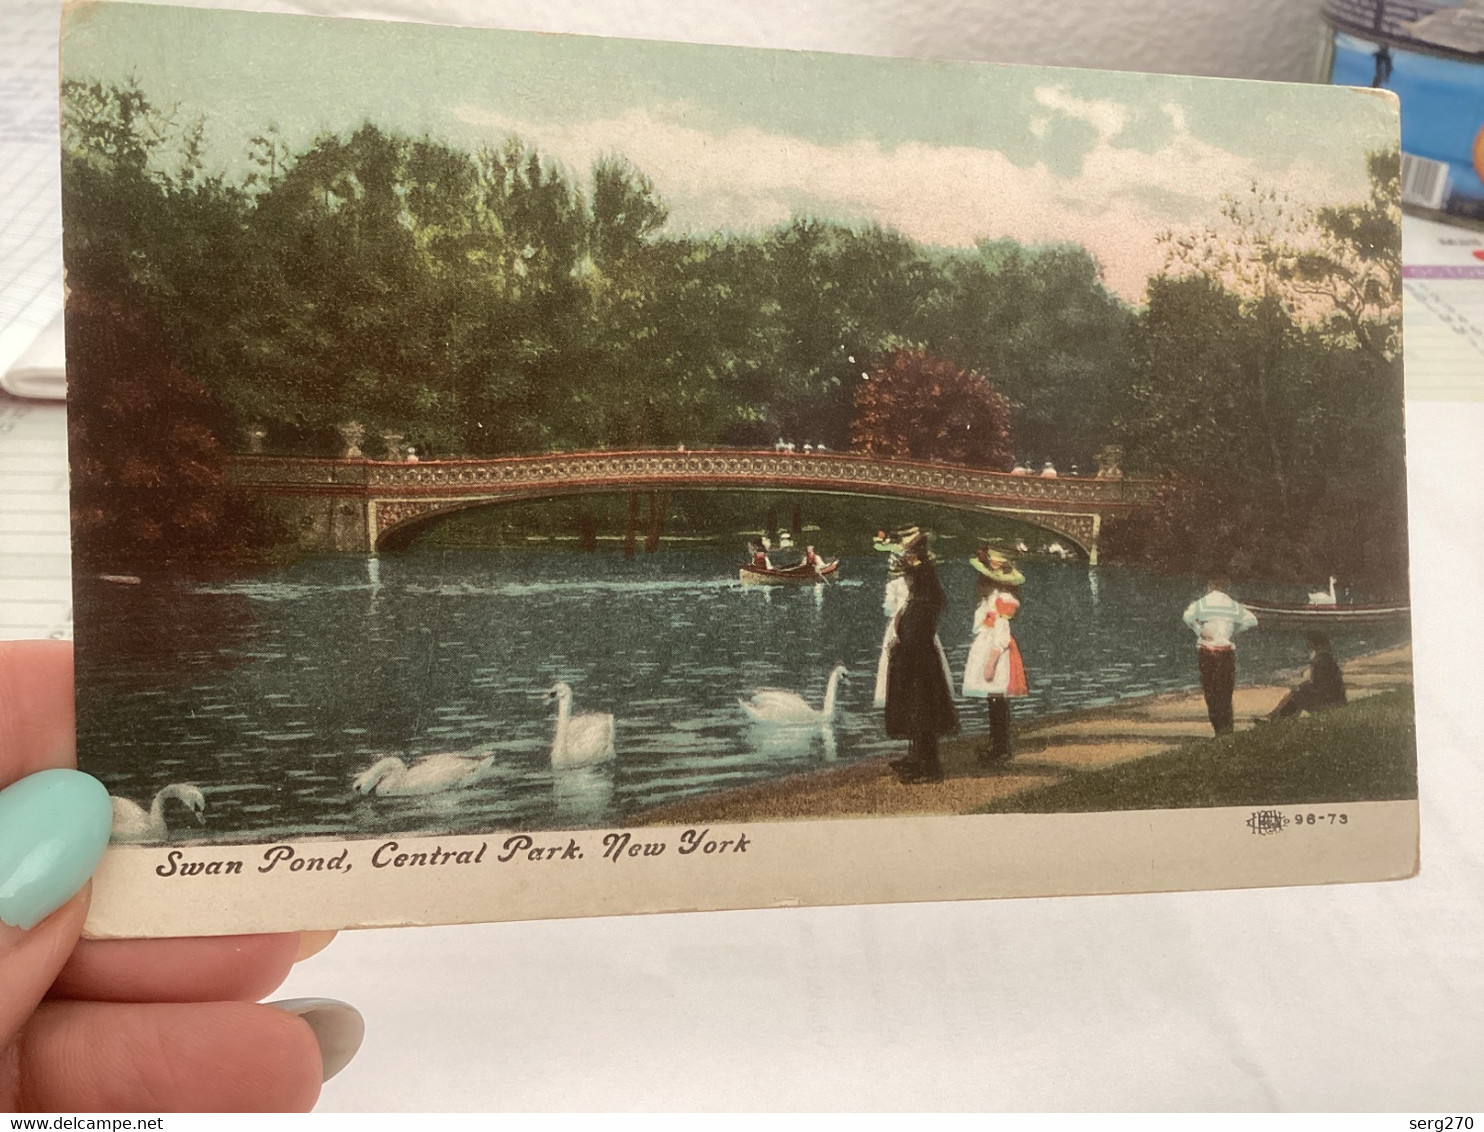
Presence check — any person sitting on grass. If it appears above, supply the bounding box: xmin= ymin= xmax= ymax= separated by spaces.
xmin=1266 ymin=630 xmax=1347 ymax=721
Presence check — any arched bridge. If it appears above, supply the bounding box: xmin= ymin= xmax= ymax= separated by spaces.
xmin=226 ymin=449 xmax=1160 ymax=563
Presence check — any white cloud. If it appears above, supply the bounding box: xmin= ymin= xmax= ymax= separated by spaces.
xmin=1032 ymin=86 xmax=1131 ymax=140
xmin=451 ymin=93 xmax=1364 ymax=303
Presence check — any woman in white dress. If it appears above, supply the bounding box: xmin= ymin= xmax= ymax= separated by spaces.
xmin=962 ymin=544 xmax=1028 ymax=765
xmin=873 ymin=555 xmax=909 ymax=707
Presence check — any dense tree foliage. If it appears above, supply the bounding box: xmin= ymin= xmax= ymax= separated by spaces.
xmin=60 ymin=80 xmax=1122 ymax=466
xmin=61 ymin=80 xmax=1406 ymax=588
xmin=67 ymin=289 xmax=238 ymax=566
xmin=1106 ymin=155 xmax=1406 ymax=590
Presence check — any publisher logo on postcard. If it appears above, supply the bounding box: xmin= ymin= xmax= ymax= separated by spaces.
xmin=59 ymin=2 xmax=1416 ymax=937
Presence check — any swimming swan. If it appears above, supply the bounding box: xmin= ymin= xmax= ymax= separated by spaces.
xmin=353 ymin=751 xmax=495 ymax=797
xmin=1308 ymin=576 xmax=1338 ymax=605
xmin=110 ymin=784 xmax=207 ymax=843
xmin=546 ymin=682 xmax=616 ymax=769
xmin=740 ymin=665 xmax=847 ymax=725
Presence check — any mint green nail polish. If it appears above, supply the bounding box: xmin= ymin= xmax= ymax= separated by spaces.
xmin=0 ymin=769 xmax=113 ymax=931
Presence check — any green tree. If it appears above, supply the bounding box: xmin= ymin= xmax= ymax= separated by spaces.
xmin=1107 ymin=150 xmax=1406 ymax=590
xmin=589 ymin=155 xmax=668 ymax=270
xmin=919 ymin=240 xmax=1135 ymax=471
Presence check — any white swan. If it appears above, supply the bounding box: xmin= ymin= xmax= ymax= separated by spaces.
xmin=546 ymin=682 xmax=616 ymax=769
xmin=1308 ymin=575 xmax=1338 ymax=605
xmin=110 ymin=784 xmax=206 ymax=843
xmin=740 ymin=664 xmax=847 ymax=725
xmin=353 ymin=751 xmax=495 ymax=797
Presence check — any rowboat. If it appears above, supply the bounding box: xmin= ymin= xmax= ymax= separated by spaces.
xmin=1244 ymin=599 xmax=1410 ymax=628
xmin=739 ymin=559 xmax=839 ymax=586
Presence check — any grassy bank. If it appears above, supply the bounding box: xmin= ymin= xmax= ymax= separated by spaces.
xmin=976 ymin=687 xmax=1417 ymax=814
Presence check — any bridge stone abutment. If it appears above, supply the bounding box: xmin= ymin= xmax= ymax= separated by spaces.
xmin=225 ymin=450 xmax=1159 ymax=562
xmin=229 ymin=458 xmax=375 ymax=555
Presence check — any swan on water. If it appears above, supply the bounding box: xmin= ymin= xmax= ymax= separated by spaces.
xmin=110 ymin=784 xmax=206 ymax=843
xmin=545 ymin=682 xmax=616 ymax=769
xmin=353 ymin=751 xmax=495 ymax=797
xmin=1308 ymin=576 xmax=1338 ymax=605
xmin=739 ymin=664 xmax=847 ymax=725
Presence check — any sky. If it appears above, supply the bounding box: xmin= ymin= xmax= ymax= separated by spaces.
xmin=61 ymin=1 xmax=1400 ymax=302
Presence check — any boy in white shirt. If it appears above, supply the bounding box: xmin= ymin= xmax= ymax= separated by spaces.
xmin=1182 ymin=576 xmax=1258 ymax=735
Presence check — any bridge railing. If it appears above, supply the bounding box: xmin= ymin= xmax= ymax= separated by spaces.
xmin=226 ymin=448 xmax=1161 ymax=508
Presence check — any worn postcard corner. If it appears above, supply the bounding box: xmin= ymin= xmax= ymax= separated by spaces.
xmin=60 ymin=1 xmax=1416 ymax=938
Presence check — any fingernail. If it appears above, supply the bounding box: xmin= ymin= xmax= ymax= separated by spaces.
xmin=0 ymin=769 xmax=112 ymax=931
xmin=269 ymin=998 xmax=365 ymax=1082
xmin=295 ymin=929 xmax=338 ymax=963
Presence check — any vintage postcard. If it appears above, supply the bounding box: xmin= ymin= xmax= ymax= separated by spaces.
xmin=59 ymin=2 xmax=1416 ymax=938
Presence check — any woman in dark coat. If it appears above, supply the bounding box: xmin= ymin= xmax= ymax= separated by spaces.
xmin=884 ymin=532 xmax=960 ymax=783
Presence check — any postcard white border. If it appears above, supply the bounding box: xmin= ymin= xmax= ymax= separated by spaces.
xmin=83 ymin=800 xmax=1419 ymax=937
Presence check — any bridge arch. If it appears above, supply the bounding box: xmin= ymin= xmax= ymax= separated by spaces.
xmin=372 ymin=484 xmax=1100 ymax=559
xmin=226 ymin=449 xmax=1158 ymax=564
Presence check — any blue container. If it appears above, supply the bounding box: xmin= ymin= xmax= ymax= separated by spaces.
xmin=1321 ymin=0 xmax=1484 ymax=221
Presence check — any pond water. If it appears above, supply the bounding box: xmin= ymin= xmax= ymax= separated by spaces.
xmin=75 ymin=549 xmax=1409 ymax=842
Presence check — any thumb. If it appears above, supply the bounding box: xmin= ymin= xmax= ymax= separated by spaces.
xmin=0 ymin=770 xmax=113 ymax=1045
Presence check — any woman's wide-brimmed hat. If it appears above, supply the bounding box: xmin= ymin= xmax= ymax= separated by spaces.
xmin=898 ymin=526 xmax=937 ymax=562
xmin=971 ymin=544 xmax=1024 ymax=586
xmin=875 ymin=525 xmax=934 ymax=558
xmin=872 ymin=528 xmax=903 ymax=554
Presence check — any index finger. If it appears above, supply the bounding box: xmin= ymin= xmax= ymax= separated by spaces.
xmin=0 ymin=640 xmax=76 ymax=784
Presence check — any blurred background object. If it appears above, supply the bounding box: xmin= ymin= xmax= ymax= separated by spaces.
xmin=1320 ymin=0 xmax=1484 ymax=224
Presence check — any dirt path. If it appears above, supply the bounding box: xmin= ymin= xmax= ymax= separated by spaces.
xmin=632 ymin=645 xmax=1413 ymax=825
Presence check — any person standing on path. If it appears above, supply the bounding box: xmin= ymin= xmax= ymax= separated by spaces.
xmin=1182 ymin=576 xmax=1258 ymax=735
xmin=873 ymin=527 xmax=953 ymax=710
xmin=884 ymin=530 xmax=960 ymax=784
xmin=962 ymin=543 xmax=1028 ymax=765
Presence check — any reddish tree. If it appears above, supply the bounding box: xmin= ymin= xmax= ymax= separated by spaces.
xmin=849 ymin=346 xmax=1013 ymax=469
xmin=67 ymin=289 xmax=234 ymax=568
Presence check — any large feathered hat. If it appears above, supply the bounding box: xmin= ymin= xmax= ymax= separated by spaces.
xmin=872 ymin=529 xmax=903 ymax=554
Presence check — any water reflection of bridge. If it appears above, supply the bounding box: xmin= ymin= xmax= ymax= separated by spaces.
xmin=226 ymin=449 xmax=1160 ymax=563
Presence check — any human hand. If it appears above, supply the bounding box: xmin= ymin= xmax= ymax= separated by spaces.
xmin=0 ymin=640 xmax=362 ymax=1111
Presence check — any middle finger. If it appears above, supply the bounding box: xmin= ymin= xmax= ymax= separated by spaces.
xmin=50 ymin=933 xmax=304 ymax=1002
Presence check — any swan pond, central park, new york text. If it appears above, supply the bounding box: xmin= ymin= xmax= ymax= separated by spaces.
xmin=150 ymin=827 xmax=754 ymax=878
